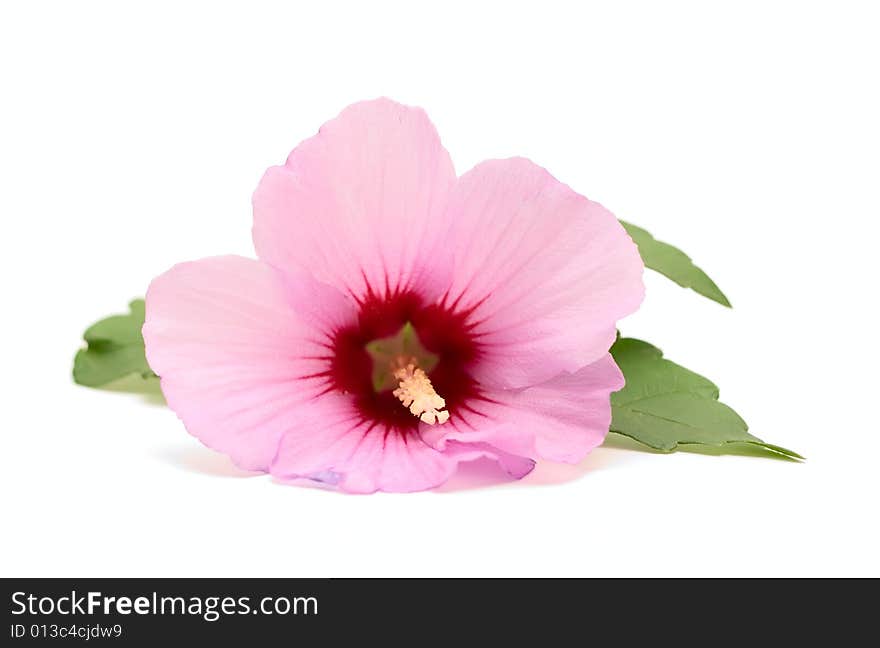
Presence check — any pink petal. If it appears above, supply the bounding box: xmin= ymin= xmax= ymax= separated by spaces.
xmin=421 ymin=354 xmax=624 ymax=464
xmin=443 ymin=158 xmax=644 ymax=389
xmin=143 ymin=255 xmax=358 ymax=472
xmin=268 ymin=393 xmax=480 ymax=493
xmin=253 ymin=98 xmax=456 ymax=303
xmin=442 ymin=440 xmax=536 ymax=479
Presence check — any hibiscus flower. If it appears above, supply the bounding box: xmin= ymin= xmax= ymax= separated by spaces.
xmin=143 ymin=98 xmax=644 ymax=493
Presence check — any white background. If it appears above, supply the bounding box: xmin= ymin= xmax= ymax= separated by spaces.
xmin=2 ymin=1 xmax=878 ymax=577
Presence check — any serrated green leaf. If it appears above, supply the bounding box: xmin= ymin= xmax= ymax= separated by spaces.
xmin=620 ymin=220 xmax=731 ymax=307
xmin=609 ymin=337 xmax=802 ymax=460
xmin=612 ymin=338 xmax=719 ymax=402
xmin=73 ymin=299 xmax=158 ymax=389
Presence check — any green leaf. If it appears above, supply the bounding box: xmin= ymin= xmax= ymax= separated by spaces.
xmin=73 ymin=299 xmax=158 ymax=389
xmin=620 ymin=220 xmax=731 ymax=307
xmin=609 ymin=337 xmax=802 ymax=460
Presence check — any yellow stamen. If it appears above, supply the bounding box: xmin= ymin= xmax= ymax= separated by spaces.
xmin=391 ymin=358 xmax=450 ymax=425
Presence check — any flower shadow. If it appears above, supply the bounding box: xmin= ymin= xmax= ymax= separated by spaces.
xmin=156 ymin=442 xmax=636 ymax=491
xmin=433 ymin=447 xmax=635 ymax=494
xmin=156 ymin=444 xmax=262 ymax=479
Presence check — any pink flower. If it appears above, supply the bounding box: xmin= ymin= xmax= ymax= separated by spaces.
xmin=143 ymin=99 xmax=644 ymax=493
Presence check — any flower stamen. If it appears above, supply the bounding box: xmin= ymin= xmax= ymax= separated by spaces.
xmin=391 ymin=358 xmax=450 ymax=425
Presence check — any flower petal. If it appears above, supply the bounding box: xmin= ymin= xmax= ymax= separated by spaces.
xmin=443 ymin=158 xmax=644 ymax=389
xmin=143 ymin=255 xmax=358 ymax=471
xmin=442 ymin=440 xmax=536 ymax=480
xmin=268 ymin=393 xmax=474 ymax=493
xmin=253 ymin=98 xmax=456 ymax=303
xmin=422 ymin=354 xmax=624 ymax=464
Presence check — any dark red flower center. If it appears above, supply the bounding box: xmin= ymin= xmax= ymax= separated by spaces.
xmin=328 ymin=289 xmax=481 ymax=432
